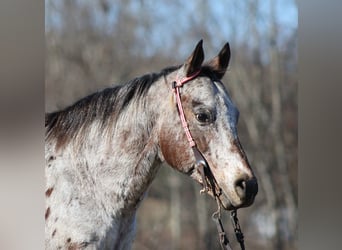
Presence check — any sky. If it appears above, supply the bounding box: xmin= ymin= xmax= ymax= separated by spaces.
xmin=46 ymin=0 xmax=298 ymax=57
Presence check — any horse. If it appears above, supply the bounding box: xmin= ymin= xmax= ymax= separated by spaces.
xmin=45 ymin=40 xmax=258 ymax=250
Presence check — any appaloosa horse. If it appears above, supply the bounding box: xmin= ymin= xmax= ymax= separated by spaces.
xmin=45 ymin=40 xmax=258 ymax=249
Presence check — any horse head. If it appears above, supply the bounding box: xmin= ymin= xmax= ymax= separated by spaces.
xmin=159 ymin=40 xmax=258 ymax=210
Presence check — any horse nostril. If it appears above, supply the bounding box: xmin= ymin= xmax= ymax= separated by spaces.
xmin=235 ymin=179 xmax=247 ymax=200
xmin=234 ymin=177 xmax=258 ymax=202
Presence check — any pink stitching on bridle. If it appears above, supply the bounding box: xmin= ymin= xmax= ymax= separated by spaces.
xmin=172 ymin=70 xmax=201 ymax=148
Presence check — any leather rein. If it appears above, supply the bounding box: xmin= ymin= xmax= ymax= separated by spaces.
xmin=172 ymin=71 xmax=246 ymax=250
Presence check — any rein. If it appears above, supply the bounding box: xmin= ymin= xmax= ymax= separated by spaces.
xmin=172 ymin=71 xmax=246 ymax=250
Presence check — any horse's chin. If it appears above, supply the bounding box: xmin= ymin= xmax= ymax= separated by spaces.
xmin=190 ymin=171 xmax=235 ymax=210
xmin=203 ymin=188 xmax=236 ymax=211
xmin=218 ymin=189 xmax=256 ymax=210
xmin=217 ymin=194 xmax=235 ymax=210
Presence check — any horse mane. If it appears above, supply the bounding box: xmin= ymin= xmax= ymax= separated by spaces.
xmin=45 ymin=65 xmax=181 ymax=149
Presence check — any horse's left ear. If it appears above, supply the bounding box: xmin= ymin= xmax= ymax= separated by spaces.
xmin=207 ymin=42 xmax=231 ymax=79
xmin=183 ymin=40 xmax=205 ymax=76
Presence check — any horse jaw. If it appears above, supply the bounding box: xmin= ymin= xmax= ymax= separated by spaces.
xmin=189 ymin=169 xmax=236 ymax=210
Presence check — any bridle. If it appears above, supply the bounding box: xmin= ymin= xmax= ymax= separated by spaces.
xmin=172 ymin=71 xmax=246 ymax=250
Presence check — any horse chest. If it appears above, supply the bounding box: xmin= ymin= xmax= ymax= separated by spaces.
xmin=45 ymin=148 xmax=144 ymax=249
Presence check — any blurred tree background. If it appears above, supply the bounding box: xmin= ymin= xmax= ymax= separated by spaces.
xmin=45 ymin=0 xmax=297 ymax=249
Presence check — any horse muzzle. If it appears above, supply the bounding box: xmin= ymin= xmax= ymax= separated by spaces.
xmin=219 ymin=176 xmax=258 ymax=210
xmin=188 ymin=147 xmax=258 ymax=210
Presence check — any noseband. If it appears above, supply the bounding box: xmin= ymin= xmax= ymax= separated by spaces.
xmin=172 ymin=71 xmax=246 ymax=250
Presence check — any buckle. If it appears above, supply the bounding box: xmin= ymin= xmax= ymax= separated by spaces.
xmin=172 ymin=81 xmax=177 ymax=89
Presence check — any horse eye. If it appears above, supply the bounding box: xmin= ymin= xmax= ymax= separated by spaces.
xmin=196 ymin=111 xmax=212 ymax=124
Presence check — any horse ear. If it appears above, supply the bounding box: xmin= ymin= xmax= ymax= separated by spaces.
xmin=207 ymin=42 xmax=231 ymax=79
xmin=183 ymin=40 xmax=204 ymax=76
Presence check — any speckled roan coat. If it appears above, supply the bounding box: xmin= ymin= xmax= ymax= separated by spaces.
xmin=45 ymin=41 xmax=258 ymax=250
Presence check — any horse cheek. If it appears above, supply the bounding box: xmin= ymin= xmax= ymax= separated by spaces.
xmin=159 ymin=128 xmax=190 ymax=171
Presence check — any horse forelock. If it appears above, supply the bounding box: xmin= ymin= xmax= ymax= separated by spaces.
xmin=45 ymin=65 xmax=181 ymax=150
xmin=198 ymin=65 xmax=223 ymax=81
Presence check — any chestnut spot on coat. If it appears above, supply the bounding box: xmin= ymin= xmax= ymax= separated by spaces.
xmin=45 ymin=207 xmax=51 ymax=220
xmin=159 ymin=128 xmax=190 ymax=171
xmin=45 ymin=187 xmax=54 ymax=197
xmin=231 ymin=139 xmax=247 ymax=161
xmin=67 ymin=244 xmax=78 ymax=250
xmin=67 ymin=242 xmax=88 ymax=250
xmin=52 ymin=229 xmax=57 ymax=237
xmin=48 ymin=155 xmax=56 ymax=162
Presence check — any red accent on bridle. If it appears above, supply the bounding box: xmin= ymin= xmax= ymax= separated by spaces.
xmin=172 ymin=70 xmax=201 ymax=148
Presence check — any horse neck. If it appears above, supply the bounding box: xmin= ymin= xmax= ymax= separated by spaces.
xmin=51 ymin=76 xmax=171 ymax=217
xmin=99 ymin=84 xmax=166 ymax=213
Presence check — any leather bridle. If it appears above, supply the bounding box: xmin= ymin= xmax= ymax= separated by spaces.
xmin=172 ymin=71 xmax=246 ymax=250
